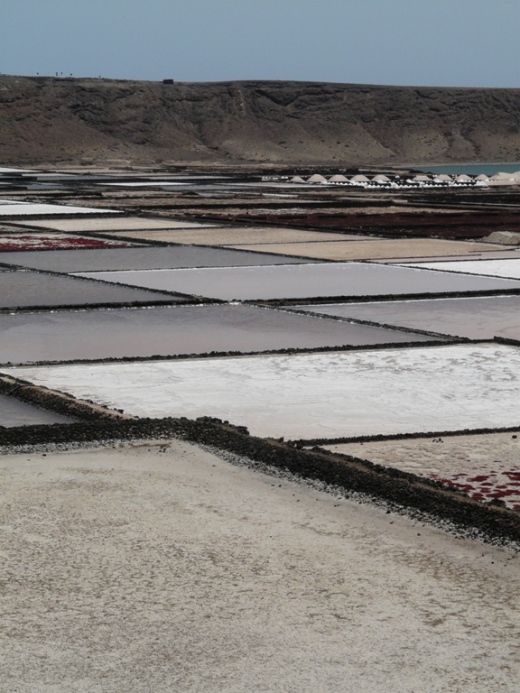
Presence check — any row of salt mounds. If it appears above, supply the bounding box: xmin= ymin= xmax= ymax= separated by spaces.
xmin=290 ymin=173 xmax=486 ymax=186
xmin=488 ymin=171 xmax=520 ymax=185
xmin=291 ymin=172 xmax=520 ymax=186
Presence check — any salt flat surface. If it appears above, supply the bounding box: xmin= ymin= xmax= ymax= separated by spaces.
xmin=0 ymin=304 xmax=435 ymax=365
xmin=0 ymin=166 xmax=33 ymax=173
xmin=326 ymin=432 xmax=520 ymax=510
xmin=7 ymin=344 xmax=520 ymax=438
xmin=7 ymin=217 xmax=217 ymax=232
xmin=0 ymin=202 xmax=119 ymax=216
xmin=2 ymin=442 xmax=518 ymax=691
xmin=292 ymin=296 xmax=520 ymax=340
xmin=105 ymin=227 xmax=355 ymax=245
xmin=406 ymin=258 xmax=520 ymax=280
xmin=75 ymin=262 xmax=520 ymax=301
xmin=230 ymin=238 xmax=497 ymax=261
xmin=0 ymin=393 xmax=74 ymax=426
xmin=0 ymin=246 xmax=305 ymax=272
xmin=0 ymin=270 xmax=185 ymax=309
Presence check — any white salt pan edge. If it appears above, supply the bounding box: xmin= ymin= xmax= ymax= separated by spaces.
xmin=0 ymin=202 xmax=119 ymax=216
xmin=4 ymin=344 xmax=520 ymax=439
xmin=405 ymin=258 xmax=520 ymax=280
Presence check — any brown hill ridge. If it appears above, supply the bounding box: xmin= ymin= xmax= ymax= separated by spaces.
xmin=1 ymin=75 xmax=519 ymax=166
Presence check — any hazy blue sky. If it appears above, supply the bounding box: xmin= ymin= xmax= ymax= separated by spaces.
xmin=2 ymin=0 xmax=519 ymax=87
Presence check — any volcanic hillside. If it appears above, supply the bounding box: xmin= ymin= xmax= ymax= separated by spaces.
xmin=1 ymin=75 xmax=519 ymax=166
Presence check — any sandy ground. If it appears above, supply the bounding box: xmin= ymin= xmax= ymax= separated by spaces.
xmin=8 ymin=217 xmax=219 ymax=232
xmin=229 ymin=239 xmax=502 ymax=261
xmin=7 ymin=344 xmax=520 ymax=438
xmin=2 ymin=439 xmax=520 ymax=692
xmin=325 ymin=432 xmax=520 ymax=510
xmin=100 ymin=228 xmax=367 ymax=245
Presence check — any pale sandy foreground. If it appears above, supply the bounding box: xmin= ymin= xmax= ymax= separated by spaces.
xmin=2 ymin=441 xmax=520 ymax=692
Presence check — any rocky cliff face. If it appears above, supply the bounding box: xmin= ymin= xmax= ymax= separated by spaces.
xmin=1 ymin=76 xmax=519 ymax=166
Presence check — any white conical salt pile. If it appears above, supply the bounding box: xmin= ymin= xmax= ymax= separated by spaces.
xmin=290 ymin=175 xmax=306 ymax=183
xmin=433 ymin=174 xmax=452 ymax=183
xmin=475 ymin=174 xmax=489 ymax=181
xmin=307 ymin=174 xmax=328 ymax=184
xmin=412 ymin=174 xmax=431 ymax=182
xmin=329 ymin=174 xmax=348 ymax=182
xmin=372 ymin=174 xmax=390 ymax=183
xmin=455 ymin=174 xmax=472 ymax=182
xmin=488 ymin=172 xmax=520 ymax=185
xmin=350 ymin=174 xmax=370 ymax=183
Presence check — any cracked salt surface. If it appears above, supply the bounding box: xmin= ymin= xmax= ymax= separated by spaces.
xmin=5 ymin=343 xmax=520 ymax=439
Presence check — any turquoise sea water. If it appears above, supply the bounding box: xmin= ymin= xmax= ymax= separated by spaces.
xmin=417 ymin=163 xmax=520 ymax=175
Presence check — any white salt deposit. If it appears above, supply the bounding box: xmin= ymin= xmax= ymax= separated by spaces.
xmin=0 ymin=201 xmax=119 ymax=216
xmin=5 ymin=343 xmax=520 ymax=439
xmin=406 ymin=258 xmax=520 ymax=280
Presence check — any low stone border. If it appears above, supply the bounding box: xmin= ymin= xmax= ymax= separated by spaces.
xmin=0 ymin=375 xmax=129 ymax=421
xmin=1 ymin=415 xmax=519 ymax=543
xmin=290 ymin=425 xmax=520 ymax=448
xmin=255 ymin=288 xmax=520 ymax=307
xmin=0 ymin=338 xmax=458 ymax=369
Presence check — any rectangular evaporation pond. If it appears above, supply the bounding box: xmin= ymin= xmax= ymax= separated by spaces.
xmin=7 ymin=343 xmax=520 ymax=438
xmin=74 ymin=262 xmax=520 ymax=301
xmin=323 ymin=433 xmax=520 ymax=511
xmin=0 ymin=246 xmax=307 ymax=272
xmin=0 ymin=203 xmax=120 ymax=216
xmin=0 ymin=304 xmax=437 ymax=365
xmin=10 ymin=217 xmax=220 ymax=232
xmin=111 ymin=228 xmax=363 ymax=246
xmin=0 ymin=270 xmax=186 ymax=309
xmin=290 ymin=296 xmax=520 ymax=340
xmin=0 ymin=233 xmax=137 ymax=251
xmin=228 ymin=238 xmax=499 ymax=261
xmin=404 ymin=258 xmax=520 ymax=280
xmin=0 ymin=393 xmax=75 ymax=427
